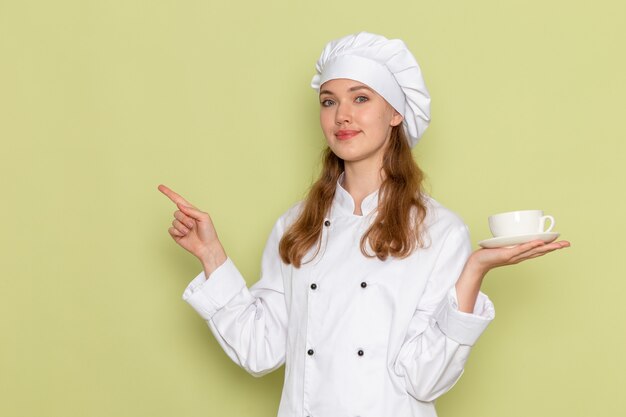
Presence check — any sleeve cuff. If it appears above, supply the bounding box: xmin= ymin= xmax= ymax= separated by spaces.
xmin=433 ymin=288 xmax=495 ymax=346
xmin=181 ymin=257 xmax=247 ymax=321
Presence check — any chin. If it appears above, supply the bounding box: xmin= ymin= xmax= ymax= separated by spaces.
xmin=328 ymin=147 xmax=354 ymax=160
xmin=333 ymin=151 xmax=371 ymax=163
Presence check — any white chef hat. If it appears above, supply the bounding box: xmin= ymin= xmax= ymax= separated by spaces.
xmin=311 ymin=32 xmax=431 ymax=147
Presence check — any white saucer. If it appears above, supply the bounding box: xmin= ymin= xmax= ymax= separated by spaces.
xmin=478 ymin=232 xmax=560 ymax=249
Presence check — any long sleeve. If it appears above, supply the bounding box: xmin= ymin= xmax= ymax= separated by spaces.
xmin=181 ymin=217 xmax=288 ymax=377
xmin=393 ymin=223 xmax=495 ymax=402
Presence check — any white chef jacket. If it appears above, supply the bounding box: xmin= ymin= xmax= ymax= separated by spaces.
xmin=182 ymin=173 xmax=495 ymax=417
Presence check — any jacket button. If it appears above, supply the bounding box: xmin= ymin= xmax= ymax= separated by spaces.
xmin=324 ymin=220 xmax=331 ymax=227
xmin=307 ymin=349 xmax=314 ymax=356
xmin=360 ymin=282 xmax=367 ymax=288
xmin=310 ymin=283 xmax=317 ymax=290
xmin=357 ymin=349 xmax=364 ymax=356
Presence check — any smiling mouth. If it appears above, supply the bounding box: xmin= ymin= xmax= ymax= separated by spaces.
xmin=335 ymin=130 xmax=360 ymax=140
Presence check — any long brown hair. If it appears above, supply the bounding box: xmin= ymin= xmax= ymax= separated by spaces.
xmin=279 ymin=124 xmax=428 ymax=268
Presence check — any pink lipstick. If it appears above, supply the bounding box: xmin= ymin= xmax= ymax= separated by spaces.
xmin=335 ymin=130 xmax=360 ymax=140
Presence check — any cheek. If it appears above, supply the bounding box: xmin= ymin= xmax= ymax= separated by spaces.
xmin=320 ymin=111 xmax=332 ymax=128
xmin=320 ymin=114 xmax=335 ymax=139
xmin=373 ymin=108 xmax=395 ymax=128
xmin=361 ymin=109 xmax=387 ymax=130
xmin=361 ymin=105 xmax=384 ymax=120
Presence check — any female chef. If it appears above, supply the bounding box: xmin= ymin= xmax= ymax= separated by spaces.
xmin=158 ymin=32 xmax=569 ymax=417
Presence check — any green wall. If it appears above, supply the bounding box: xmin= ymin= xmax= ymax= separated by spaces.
xmin=2 ymin=1 xmax=624 ymax=416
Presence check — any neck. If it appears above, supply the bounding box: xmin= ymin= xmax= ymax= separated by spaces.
xmin=341 ymin=159 xmax=385 ymax=215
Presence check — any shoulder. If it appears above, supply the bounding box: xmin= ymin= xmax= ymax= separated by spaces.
xmin=261 ymin=201 xmax=305 ymax=248
xmin=273 ymin=200 xmax=306 ymax=234
xmin=420 ymin=193 xmax=470 ymax=242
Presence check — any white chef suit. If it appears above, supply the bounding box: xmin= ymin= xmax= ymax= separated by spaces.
xmin=182 ymin=172 xmax=495 ymax=417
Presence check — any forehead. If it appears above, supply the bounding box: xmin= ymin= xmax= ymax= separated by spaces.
xmin=319 ymin=78 xmax=375 ymax=94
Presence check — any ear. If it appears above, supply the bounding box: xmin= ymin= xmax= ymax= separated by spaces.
xmin=390 ymin=110 xmax=404 ymax=127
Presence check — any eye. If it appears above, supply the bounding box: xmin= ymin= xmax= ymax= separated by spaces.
xmin=320 ymin=99 xmax=334 ymax=107
xmin=355 ymin=95 xmax=369 ymax=103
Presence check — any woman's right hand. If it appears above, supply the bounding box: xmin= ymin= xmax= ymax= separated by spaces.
xmin=158 ymin=184 xmax=226 ymax=270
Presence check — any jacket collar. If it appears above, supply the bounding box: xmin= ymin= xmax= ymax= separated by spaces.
xmin=333 ymin=172 xmax=380 ymax=217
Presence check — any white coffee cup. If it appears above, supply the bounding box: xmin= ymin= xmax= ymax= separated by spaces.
xmin=488 ymin=210 xmax=555 ymax=237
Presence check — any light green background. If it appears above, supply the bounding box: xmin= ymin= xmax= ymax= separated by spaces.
xmin=1 ymin=0 xmax=624 ymax=416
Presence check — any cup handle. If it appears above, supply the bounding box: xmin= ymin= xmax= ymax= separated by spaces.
xmin=540 ymin=215 xmax=555 ymax=233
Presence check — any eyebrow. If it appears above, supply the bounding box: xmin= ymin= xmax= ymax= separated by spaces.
xmin=319 ymin=85 xmax=375 ymax=96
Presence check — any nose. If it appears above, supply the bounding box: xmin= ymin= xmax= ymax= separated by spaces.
xmin=334 ymin=101 xmax=352 ymax=125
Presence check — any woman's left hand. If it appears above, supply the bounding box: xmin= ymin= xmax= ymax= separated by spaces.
xmin=455 ymin=239 xmax=571 ymax=313
xmin=470 ymin=239 xmax=571 ymax=276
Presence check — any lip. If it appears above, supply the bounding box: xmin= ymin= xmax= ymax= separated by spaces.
xmin=335 ymin=130 xmax=360 ymax=140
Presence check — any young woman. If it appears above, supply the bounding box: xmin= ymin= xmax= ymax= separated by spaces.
xmin=158 ymin=32 xmax=569 ymax=417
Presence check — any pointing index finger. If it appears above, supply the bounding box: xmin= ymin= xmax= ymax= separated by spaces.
xmin=157 ymin=184 xmax=196 ymax=208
